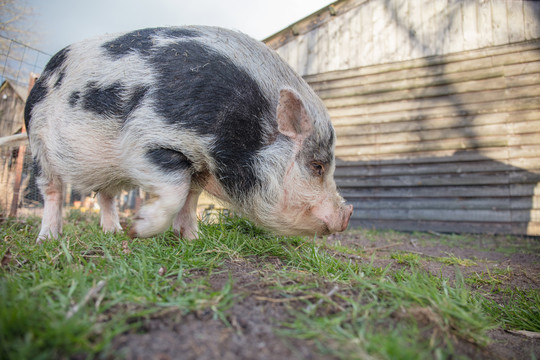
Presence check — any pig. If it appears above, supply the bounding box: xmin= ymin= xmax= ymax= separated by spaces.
xmin=24 ymin=26 xmax=353 ymax=243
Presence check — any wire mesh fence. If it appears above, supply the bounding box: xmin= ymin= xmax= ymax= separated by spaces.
xmin=0 ymin=34 xmax=50 ymax=89
xmin=0 ymin=138 xmax=146 ymax=219
xmin=0 ymin=141 xmax=40 ymax=217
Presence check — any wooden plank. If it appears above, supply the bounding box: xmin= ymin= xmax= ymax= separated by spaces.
xmin=304 ymin=40 xmax=540 ymax=85
xmin=340 ymin=184 xmax=534 ymax=198
xmin=347 ymin=197 xmax=540 ymax=211
xmin=264 ymin=0 xmax=368 ymax=50
xmin=491 ymin=0 xmax=511 ymax=45
xmin=371 ymin=0 xmax=387 ymax=65
xmin=328 ymin=86 xmax=540 ymax=122
xmin=360 ymin=0 xmax=374 ymax=66
xmin=335 ymin=159 xmax=522 ymax=178
xmin=349 ymin=219 xmax=525 ymax=235
xmin=462 ymin=1 xmax=479 ymax=50
xmin=393 ymin=0 xmax=410 ymax=62
xmin=336 ymin=120 xmax=540 ymax=148
xmin=326 ymin=83 xmax=540 ymax=115
xmin=336 ymin=173 xmax=517 ymax=188
xmin=315 ymin=66 xmax=507 ymax=99
xmin=335 ymin=147 xmax=514 ymax=164
xmin=330 ymin=98 xmax=540 ymax=126
xmin=321 ymin=74 xmax=511 ymax=107
xmin=350 ymin=208 xmax=512 ymax=223
xmin=506 ymin=0 xmax=525 ymax=44
xmin=337 ymin=170 xmax=540 ymax=188
xmin=336 ymin=126 xmax=511 ymax=147
xmin=523 ymin=0 xmax=540 ymax=40
xmin=336 ymin=136 xmax=510 ymax=157
xmin=314 ymin=59 xmax=540 ymax=99
xmin=477 ymin=0 xmax=494 ymax=48
xmin=334 ymin=112 xmax=514 ymax=136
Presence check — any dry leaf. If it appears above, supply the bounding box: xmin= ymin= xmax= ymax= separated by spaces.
xmin=158 ymin=266 xmax=167 ymax=276
xmin=122 ymin=240 xmax=131 ymax=255
xmin=1 ymin=248 xmax=12 ymax=267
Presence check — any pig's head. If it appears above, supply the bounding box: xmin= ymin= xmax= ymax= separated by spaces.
xmin=248 ymin=88 xmax=353 ymax=236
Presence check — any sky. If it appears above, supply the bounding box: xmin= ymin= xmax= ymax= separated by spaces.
xmin=24 ymin=0 xmax=333 ymax=55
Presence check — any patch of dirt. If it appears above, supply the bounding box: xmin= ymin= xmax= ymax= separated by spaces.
xmin=111 ymin=259 xmax=336 ymax=360
xmin=110 ymin=232 xmax=539 ymax=359
xmin=328 ymin=231 xmax=540 ymax=290
xmin=327 ymin=231 xmax=540 ymax=359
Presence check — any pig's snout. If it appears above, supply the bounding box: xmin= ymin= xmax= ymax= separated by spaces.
xmin=339 ymin=204 xmax=353 ymax=232
xmin=312 ymin=201 xmax=353 ymax=235
xmin=332 ymin=203 xmax=353 ymax=233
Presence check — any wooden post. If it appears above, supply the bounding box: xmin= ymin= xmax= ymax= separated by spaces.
xmin=9 ymin=74 xmax=37 ymax=217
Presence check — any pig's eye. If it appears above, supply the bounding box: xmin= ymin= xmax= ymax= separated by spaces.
xmin=310 ymin=161 xmax=325 ymax=177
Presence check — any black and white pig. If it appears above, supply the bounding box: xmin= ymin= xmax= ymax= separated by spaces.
xmin=24 ymin=26 xmax=353 ymax=243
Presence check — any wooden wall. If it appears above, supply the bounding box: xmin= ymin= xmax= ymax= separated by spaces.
xmin=266 ymin=0 xmax=540 ymax=235
xmin=305 ymin=39 xmax=540 ymax=235
xmin=268 ymin=0 xmax=540 ymax=77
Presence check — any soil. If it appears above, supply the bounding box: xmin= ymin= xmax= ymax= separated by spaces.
xmin=111 ymin=231 xmax=540 ymax=360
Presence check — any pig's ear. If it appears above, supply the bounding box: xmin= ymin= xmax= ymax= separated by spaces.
xmin=277 ymin=89 xmax=312 ymax=140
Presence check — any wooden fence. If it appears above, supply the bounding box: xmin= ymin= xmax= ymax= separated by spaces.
xmin=304 ymin=39 xmax=540 ymax=235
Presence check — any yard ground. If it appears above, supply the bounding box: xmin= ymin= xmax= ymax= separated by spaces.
xmin=1 ymin=212 xmax=539 ymax=359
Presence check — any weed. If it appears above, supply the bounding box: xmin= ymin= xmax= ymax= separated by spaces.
xmin=481 ymin=288 xmax=540 ymax=332
xmin=465 ymin=266 xmax=513 ymax=288
xmin=435 ymin=253 xmax=477 ymax=267
xmin=390 ymin=252 xmax=421 ymax=267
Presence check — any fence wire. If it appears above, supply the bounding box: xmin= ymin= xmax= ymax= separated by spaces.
xmin=0 ymin=34 xmax=50 ymax=89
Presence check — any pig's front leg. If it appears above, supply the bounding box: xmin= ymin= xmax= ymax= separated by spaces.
xmin=172 ymin=187 xmax=202 ymax=240
xmin=36 ymin=178 xmax=63 ymax=243
xmin=129 ymin=181 xmax=191 ymax=238
xmin=97 ymin=192 xmax=122 ymax=233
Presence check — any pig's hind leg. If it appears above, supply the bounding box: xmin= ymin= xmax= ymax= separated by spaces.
xmin=129 ymin=181 xmax=192 ymax=238
xmin=172 ymin=187 xmax=202 ymax=240
xmin=97 ymin=192 xmax=122 ymax=233
xmin=36 ymin=177 xmax=63 ymax=244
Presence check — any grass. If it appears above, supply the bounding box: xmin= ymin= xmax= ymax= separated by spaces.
xmin=481 ymin=288 xmax=540 ymax=332
xmin=0 ymin=211 xmax=538 ymax=359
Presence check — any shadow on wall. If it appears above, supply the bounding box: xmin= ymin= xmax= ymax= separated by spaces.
xmin=323 ymin=0 xmax=540 ymax=235
xmin=335 ymin=150 xmax=540 ymax=235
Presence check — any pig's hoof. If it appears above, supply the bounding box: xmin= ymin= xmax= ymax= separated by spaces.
xmin=127 ymin=227 xmax=138 ymax=239
xmin=102 ymin=223 xmax=123 ymax=234
xmin=174 ymin=227 xmax=199 ymax=240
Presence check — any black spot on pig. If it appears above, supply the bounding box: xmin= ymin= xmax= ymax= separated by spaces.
xmin=162 ymin=28 xmax=201 ymax=40
xmin=25 ymin=46 xmax=71 ymax=133
xmin=24 ymin=77 xmax=48 ymax=134
xmin=124 ymin=86 xmax=149 ymax=119
xmin=69 ymin=91 xmax=80 ymax=107
xmin=299 ymin=124 xmax=335 ymax=175
xmin=43 ymin=46 xmax=70 ymax=77
xmin=82 ymin=82 xmax=125 ymax=118
xmin=32 ymin=159 xmax=42 ymax=177
xmin=102 ymin=27 xmax=200 ymax=59
xmin=54 ymin=70 xmax=65 ymax=88
xmin=146 ymin=148 xmax=192 ymax=172
xmin=150 ymin=40 xmax=271 ymax=199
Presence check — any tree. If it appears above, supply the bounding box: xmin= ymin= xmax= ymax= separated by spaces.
xmin=0 ymin=0 xmax=43 ymax=87
xmin=0 ymin=0 xmax=33 ymax=41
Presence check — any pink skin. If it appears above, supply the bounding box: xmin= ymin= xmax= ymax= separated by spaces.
xmin=277 ymin=178 xmax=353 ymax=236
xmin=311 ymin=200 xmax=353 ymax=234
xmin=273 ymin=88 xmax=353 ymax=236
xmin=276 ymin=155 xmax=352 ymax=236
xmin=36 ymin=179 xmax=63 ymax=243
